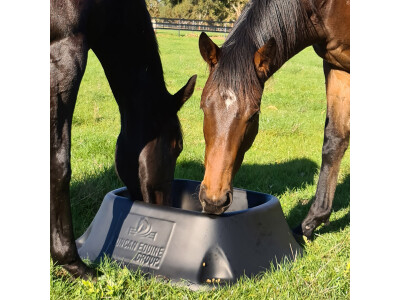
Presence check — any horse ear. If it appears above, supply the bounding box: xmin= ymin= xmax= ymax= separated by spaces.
xmin=254 ymin=37 xmax=277 ymax=82
xmin=199 ymin=32 xmax=220 ymax=67
xmin=173 ymin=75 xmax=197 ymax=111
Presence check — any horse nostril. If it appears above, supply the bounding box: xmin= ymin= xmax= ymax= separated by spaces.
xmin=222 ymin=191 xmax=232 ymax=207
xmin=199 ymin=184 xmax=207 ymax=202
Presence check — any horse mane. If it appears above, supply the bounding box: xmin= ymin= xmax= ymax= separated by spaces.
xmin=213 ymin=0 xmax=316 ymax=105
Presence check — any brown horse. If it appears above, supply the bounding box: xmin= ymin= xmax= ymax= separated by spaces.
xmin=51 ymin=0 xmax=196 ymax=278
xmin=198 ymin=0 xmax=349 ymax=239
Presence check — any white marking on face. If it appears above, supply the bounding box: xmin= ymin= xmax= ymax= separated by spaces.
xmin=224 ymin=89 xmax=237 ymax=110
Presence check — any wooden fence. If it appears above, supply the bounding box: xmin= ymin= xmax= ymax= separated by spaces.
xmin=151 ymin=17 xmax=234 ymax=35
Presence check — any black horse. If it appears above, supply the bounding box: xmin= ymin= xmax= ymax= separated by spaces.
xmin=50 ymin=0 xmax=196 ymax=278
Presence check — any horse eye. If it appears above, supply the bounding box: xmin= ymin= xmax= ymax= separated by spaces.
xmin=248 ymin=111 xmax=260 ymax=123
xmin=176 ymin=138 xmax=183 ymax=153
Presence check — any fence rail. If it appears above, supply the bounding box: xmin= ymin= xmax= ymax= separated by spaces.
xmin=151 ymin=17 xmax=234 ymax=35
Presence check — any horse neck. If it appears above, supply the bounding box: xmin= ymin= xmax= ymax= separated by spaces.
xmin=88 ymin=0 xmax=169 ymax=116
xmin=224 ymin=0 xmax=321 ymax=76
xmin=95 ymin=44 xmax=168 ymax=110
xmin=92 ymin=40 xmax=169 ymax=140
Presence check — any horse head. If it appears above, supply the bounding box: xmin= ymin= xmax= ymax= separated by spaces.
xmin=115 ymin=75 xmax=197 ymax=206
xmin=198 ymin=32 xmax=276 ymax=214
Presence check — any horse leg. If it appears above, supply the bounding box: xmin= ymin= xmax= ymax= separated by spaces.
xmin=298 ymin=61 xmax=350 ymax=240
xmin=50 ymin=34 xmax=96 ymax=278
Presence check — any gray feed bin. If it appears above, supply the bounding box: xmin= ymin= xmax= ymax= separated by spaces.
xmin=76 ymin=179 xmax=302 ymax=289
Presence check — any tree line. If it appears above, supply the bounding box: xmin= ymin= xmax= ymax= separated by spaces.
xmin=146 ymin=0 xmax=248 ymax=22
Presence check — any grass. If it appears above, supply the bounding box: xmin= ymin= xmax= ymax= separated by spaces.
xmin=51 ymin=30 xmax=350 ymax=299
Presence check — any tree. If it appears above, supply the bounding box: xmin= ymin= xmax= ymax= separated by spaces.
xmin=146 ymin=0 xmax=162 ymax=17
xmin=147 ymin=0 xmax=248 ymax=22
xmin=225 ymin=0 xmax=248 ymax=21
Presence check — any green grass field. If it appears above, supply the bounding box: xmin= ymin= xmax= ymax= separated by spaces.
xmin=50 ymin=30 xmax=350 ymax=299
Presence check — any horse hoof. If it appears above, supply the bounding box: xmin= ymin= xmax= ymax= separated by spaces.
xmin=292 ymin=224 xmax=314 ymax=245
xmin=302 ymin=224 xmax=316 ymax=241
xmin=62 ymin=261 xmax=99 ymax=280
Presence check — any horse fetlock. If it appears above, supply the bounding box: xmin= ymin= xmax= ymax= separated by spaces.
xmin=301 ymin=210 xmax=331 ymax=239
xmin=301 ymin=221 xmax=317 ymax=239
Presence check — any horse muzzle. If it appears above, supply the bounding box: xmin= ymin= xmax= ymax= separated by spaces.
xmin=199 ymin=184 xmax=232 ymax=215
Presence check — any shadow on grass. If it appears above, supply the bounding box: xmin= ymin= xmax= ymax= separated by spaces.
xmin=176 ymin=158 xmax=319 ymax=196
xmin=70 ymin=165 xmax=122 ymax=237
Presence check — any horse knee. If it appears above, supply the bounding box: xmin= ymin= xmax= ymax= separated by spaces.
xmin=51 ymin=154 xmax=72 ymax=190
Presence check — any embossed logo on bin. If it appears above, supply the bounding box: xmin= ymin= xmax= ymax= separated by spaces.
xmin=128 ymin=217 xmax=157 ymax=240
xmin=113 ymin=214 xmax=175 ymax=270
